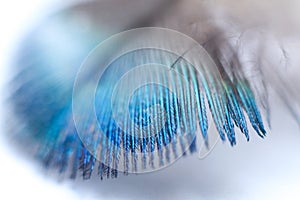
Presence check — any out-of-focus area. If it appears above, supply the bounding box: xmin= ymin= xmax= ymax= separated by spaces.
xmin=0 ymin=0 xmax=300 ymax=200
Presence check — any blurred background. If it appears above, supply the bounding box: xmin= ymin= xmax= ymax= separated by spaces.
xmin=0 ymin=0 xmax=300 ymax=199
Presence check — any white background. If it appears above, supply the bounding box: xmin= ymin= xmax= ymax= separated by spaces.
xmin=0 ymin=1 xmax=300 ymax=200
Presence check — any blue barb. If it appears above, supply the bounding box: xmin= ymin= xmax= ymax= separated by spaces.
xmin=13 ymin=48 xmax=267 ymax=179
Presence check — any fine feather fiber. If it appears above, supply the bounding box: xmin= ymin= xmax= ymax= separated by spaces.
xmin=4 ymin=0 xmax=300 ymax=182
